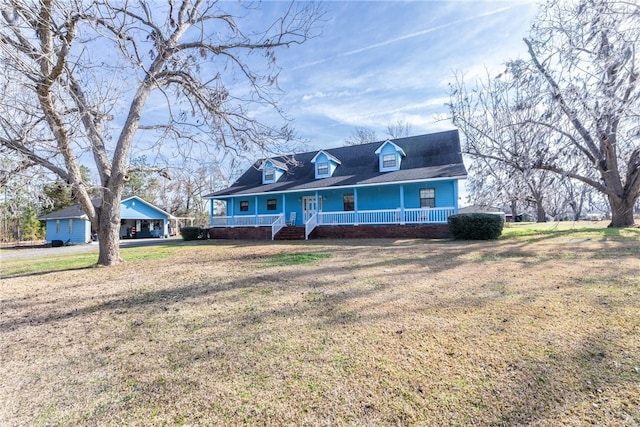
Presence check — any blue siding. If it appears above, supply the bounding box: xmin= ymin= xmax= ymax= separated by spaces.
xmin=216 ymin=179 xmax=458 ymax=225
xmin=356 ymin=186 xmax=401 ymax=210
xmin=121 ymin=198 xmax=170 ymax=220
xmin=319 ymin=189 xmax=345 ymax=212
xmin=402 ymin=181 xmax=456 ymax=208
xmin=45 ymin=218 xmax=91 ymax=244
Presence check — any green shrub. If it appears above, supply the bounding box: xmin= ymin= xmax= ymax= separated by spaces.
xmin=180 ymin=226 xmax=207 ymax=241
xmin=448 ymin=213 xmax=504 ymax=240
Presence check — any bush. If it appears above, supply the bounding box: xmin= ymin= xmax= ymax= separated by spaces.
xmin=448 ymin=213 xmax=504 ymax=240
xmin=180 ymin=227 xmax=208 ymax=241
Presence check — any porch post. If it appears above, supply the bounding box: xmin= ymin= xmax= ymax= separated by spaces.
xmin=354 ymin=187 xmax=359 ymax=225
xmin=210 ymin=199 xmax=214 ymax=227
xmin=282 ymin=194 xmax=286 ymax=219
xmin=453 ymin=180 xmax=459 ymax=214
xmin=254 ymin=195 xmax=259 ymax=226
xmin=315 ymin=191 xmax=319 ymax=225
xmin=230 ymin=197 xmax=235 ymax=227
xmin=400 ymin=185 xmax=405 ymax=224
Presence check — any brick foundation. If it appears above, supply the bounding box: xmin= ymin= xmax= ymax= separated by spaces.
xmin=310 ymin=224 xmax=451 ymax=239
xmin=209 ymin=227 xmax=273 ymax=240
xmin=209 ymin=224 xmax=451 ymax=240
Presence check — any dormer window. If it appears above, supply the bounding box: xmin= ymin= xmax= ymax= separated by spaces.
xmin=317 ymin=162 xmax=329 ymax=176
xmin=259 ymin=158 xmax=287 ymax=184
xmin=264 ymin=168 xmax=275 ymax=182
xmin=311 ymin=150 xmax=341 ymax=179
xmin=375 ymin=140 xmax=406 ymax=172
xmin=382 ymin=154 xmax=396 ymax=169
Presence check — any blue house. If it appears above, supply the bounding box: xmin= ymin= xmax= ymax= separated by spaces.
xmin=205 ymin=130 xmax=467 ymax=240
xmin=39 ymin=196 xmax=175 ymax=244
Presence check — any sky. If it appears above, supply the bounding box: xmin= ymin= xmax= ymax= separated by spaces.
xmin=55 ymin=0 xmax=541 ymax=196
xmin=260 ymin=0 xmax=541 ymax=151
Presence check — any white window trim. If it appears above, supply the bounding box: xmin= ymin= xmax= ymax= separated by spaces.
xmin=317 ymin=161 xmax=329 ymax=176
xmin=264 ymin=168 xmax=275 ymax=182
xmin=382 ymin=154 xmax=397 ymax=168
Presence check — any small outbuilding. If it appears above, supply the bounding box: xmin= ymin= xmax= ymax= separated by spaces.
xmin=39 ymin=196 xmax=175 ymax=244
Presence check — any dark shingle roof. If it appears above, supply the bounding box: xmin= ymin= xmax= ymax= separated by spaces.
xmin=206 ymin=130 xmax=467 ymax=198
xmin=38 ymin=199 xmax=101 ymax=220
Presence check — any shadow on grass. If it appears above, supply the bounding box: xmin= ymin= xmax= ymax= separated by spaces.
xmin=501 ymin=224 xmax=639 ymax=243
xmin=493 ymin=330 xmax=640 ymax=425
xmin=2 ymin=237 xmax=638 ymax=330
xmin=1 ymin=265 xmax=98 ymax=280
xmin=2 ymin=236 xmax=639 ymax=425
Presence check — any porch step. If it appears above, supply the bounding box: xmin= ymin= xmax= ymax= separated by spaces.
xmin=274 ymin=226 xmax=306 ymax=240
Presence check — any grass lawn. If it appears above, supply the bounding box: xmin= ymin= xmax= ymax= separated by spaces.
xmin=1 ymin=223 xmax=639 ymax=425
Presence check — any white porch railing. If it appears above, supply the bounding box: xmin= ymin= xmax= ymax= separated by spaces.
xmin=317 ymin=207 xmax=455 ymax=225
xmin=212 ymin=214 xmax=283 ymax=228
xmin=212 ymin=213 xmax=285 ymax=240
xmin=211 ymin=207 xmax=456 ymax=238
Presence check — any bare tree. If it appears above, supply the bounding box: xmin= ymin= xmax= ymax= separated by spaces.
xmin=449 ymin=61 xmax=559 ymax=223
xmin=386 ymin=119 xmax=412 ymax=139
xmin=344 ymin=126 xmax=378 ymax=146
xmin=522 ymin=0 xmax=640 ymax=227
xmin=451 ymin=0 xmax=640 ymax=227
xmin=0 ymin=1 xmax=322 ymax=265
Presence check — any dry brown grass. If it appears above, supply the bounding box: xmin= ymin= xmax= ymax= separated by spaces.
xmin=1 ymin=231 xmax=639 ymax=426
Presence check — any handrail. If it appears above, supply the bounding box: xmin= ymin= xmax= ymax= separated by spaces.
xmin=271 ymin=213 xmax=285 ymax=240
xmin=304 ymin=212 xmax=317 ymax=240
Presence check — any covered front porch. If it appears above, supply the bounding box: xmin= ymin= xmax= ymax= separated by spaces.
xmin=208 ymin=181 xmax=459 ymax=240
xmin=211 ymin=207 xmax=455 ymax=240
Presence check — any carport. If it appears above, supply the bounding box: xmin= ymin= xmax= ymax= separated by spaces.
xmin=119 ymin=196 xmax=175 ymax=238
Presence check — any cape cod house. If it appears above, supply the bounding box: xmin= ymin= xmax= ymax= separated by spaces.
xmin=205 ymin=130 xmax=467 ymax=240
xmin=39 ymin=196 xmax=175 ymax=244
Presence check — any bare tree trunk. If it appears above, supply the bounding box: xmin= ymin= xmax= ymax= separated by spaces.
xmin=572 ymin=188 xmax=586 ymax=221
xmin=608 ymin=196 xmax=635 ymax=228
xmin=96 ymin=191 xmax=124 ymax=266
xmin=536 ymin=201 xmax=547 ymax=223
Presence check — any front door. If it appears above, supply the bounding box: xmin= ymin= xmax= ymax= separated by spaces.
xmin=302 ymin=196 xmax=322 ymax=222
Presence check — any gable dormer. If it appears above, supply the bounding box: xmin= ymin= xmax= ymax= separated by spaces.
xmin=258 ymin=159 xmax=287 ymax=184
xmin=310 ymin=150 xmax=341 ymax=179
xmin=375 ymin=140 xmax=406 ymax=172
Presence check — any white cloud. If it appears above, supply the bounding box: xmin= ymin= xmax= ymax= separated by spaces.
xmin=293 ymin=4 xmax=529 ymax=71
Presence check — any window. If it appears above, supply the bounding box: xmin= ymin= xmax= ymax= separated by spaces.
xmin=420 ymin=188 xmax=435 ymax=208
xmin=382 ymin=154 xmax=396 ymax=168
xmin=267 ymin=199 xmax=277 ymax=211
xmin=264 ymin=168 xmax=275 ymax=182
xmin=343 ymin=193 xmax=354 ymax=211
xmin=317 ymin=162 xmax=329 ymax=176
xmin=56 ymin=220 xmax=60 ymax=233
xmin=68 ymin=219 xmax=73 ymax=234
xmin=239 ymin=200 xmax=249 ymax=212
